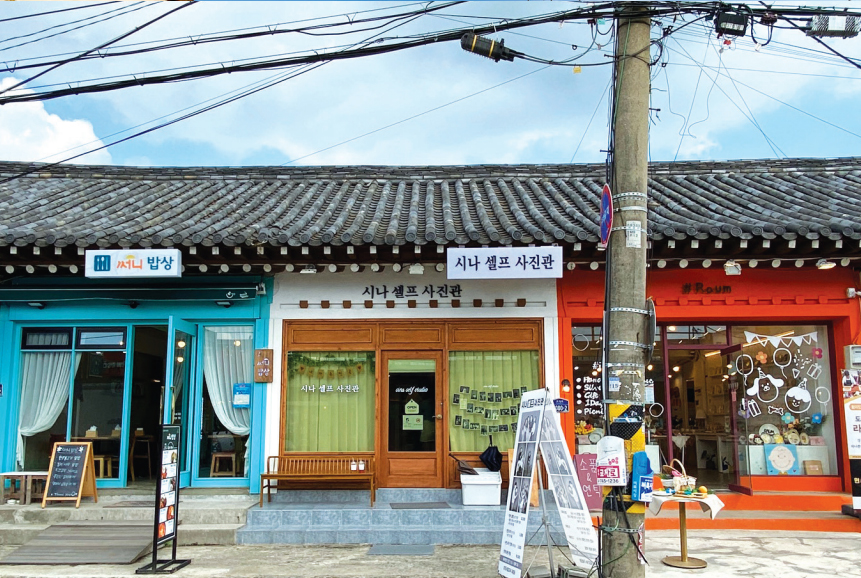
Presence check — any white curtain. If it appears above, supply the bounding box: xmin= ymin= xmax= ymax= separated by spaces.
xmin=17 ymin=352 xmax=81 ymax=469
xmin=202 ymin=327 xmax=252 ymax=474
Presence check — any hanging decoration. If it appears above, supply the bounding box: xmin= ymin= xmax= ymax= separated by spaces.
xmin=744 ymin=330 xmax=817 ymax=348
xmin=785 ymin=379 xmax=813 ymax=414
xmin=747 ymin=368 xmax=784 ymax=402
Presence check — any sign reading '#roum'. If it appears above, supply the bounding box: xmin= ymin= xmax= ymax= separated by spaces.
xmin=85 ymin=249 xmax=182 ymax=278
xmin=447 ymin=247 xmax=563 ymax=280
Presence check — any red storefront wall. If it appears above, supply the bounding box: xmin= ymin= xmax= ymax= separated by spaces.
xmin=558 ymin=267 xmax=861 ymax=493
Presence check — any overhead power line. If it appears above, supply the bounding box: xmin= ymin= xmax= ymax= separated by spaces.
xmin=0 ymin=1 xmax=119 ymax=24
xmin=0 ymin=1 xmax=196 ymax=97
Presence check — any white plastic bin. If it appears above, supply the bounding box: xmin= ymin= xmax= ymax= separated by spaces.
xmin=460 ymin=467 xmax=502 ymax=506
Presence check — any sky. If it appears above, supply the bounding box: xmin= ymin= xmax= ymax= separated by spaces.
xmin=0 ymin=1 xmax=858 ymax=168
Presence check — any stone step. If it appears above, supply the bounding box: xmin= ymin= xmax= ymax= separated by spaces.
xmin=0 ymin=503 xmax=251 ymax=526
xmin=246 ymin=506 xmax=555 ymax=528
xmin=236 ymin=525 xmax=566 ymax=546
xmin=178 ymin=523 xmax=244 ymax=546
xmin=0 ymin=523 xmax=49 ymax=545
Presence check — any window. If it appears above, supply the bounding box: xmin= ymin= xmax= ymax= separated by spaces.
xmin=448 ymin=350 xmax=540 ymax=452
xmin=731 ymin=325 xmax=837 ymax=476
xmin=666 ymin=325 xmax=727 ymax=346
xmin=284 ymin=351 xmax=375 ymax=452
xmin=76 ymin=327 xmax=126 ymax=349
xmin=21 ymin=328 xmax=72 ymax=350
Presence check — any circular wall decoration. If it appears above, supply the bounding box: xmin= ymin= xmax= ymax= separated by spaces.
xmin=736 ymin=354 xmax=754 ymax=377
xmin=573 ymin=334 xmax=591 ymax=352
xmin=815 ymin=387 xmax=831 ymax=404
xmin=773 ymin=347 xmax=792 ymax=370
xmin=648 ymin=403 xmax=665 ymax=418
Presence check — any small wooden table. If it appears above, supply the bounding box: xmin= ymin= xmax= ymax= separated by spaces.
xmin=1 ymin=471 xmax=49 ymax=505
xmin=649 ymin=492 xmax=725 ymax=569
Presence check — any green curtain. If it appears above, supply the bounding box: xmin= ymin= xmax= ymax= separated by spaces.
xmin=284 ymin=352 xmax=375 ymax=452
xmin=448 ymin=350 xmax=540 ymax=452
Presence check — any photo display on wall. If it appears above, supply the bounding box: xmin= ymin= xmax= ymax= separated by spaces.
xmin=450 ymin=383 xmax=529 ymax=441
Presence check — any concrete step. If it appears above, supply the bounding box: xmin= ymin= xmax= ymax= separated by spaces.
xmin=237 ymin=525 xmax=566 ymax=545
xmin=0 ymin=502 xmax=251 ymax=526
xmin=0 ymin=523 xmax=49 ymax=545
xmin=177 ymin=523 xmax=243 ymax=546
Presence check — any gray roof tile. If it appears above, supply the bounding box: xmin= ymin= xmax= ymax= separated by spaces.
xmin=0 ymin=158 xmax=860 ymax=249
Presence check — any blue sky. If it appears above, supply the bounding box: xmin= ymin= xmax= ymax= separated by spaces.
xmin=0 ymin=1 xmax=858 ymax=168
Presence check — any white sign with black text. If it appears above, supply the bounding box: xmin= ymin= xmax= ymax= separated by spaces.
xmin=499 ymin=390 xmax=546 ymax=578
xmin=85 ymin=249 xmax=182 ymax=278
xmin=447 ymin=247 xmax=563 ymax=280
xmin=540 ymin=404 xmax=599 ymax=570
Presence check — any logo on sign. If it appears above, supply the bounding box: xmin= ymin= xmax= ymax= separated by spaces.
xmin=94 ymin=255 xmax=111 ymax=272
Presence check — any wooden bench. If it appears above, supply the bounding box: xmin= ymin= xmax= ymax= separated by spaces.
xmin=259 ymin=454 xmax=375 ymax=507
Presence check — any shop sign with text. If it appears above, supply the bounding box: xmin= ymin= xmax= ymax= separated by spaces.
xmin=447 ymin=247 xmax=563 ymax=280
xmin=85 ymin=249 xmax=182 ymax=278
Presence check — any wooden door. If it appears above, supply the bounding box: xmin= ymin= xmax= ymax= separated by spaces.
xmin=380 ymin=351 xmax=444 ymax=487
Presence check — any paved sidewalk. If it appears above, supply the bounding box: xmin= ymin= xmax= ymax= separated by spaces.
xmin=1 ymin=530 xmax=859 ymax=578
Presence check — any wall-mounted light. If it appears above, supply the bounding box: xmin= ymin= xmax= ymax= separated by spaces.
xmin=234 ymin=340 xmax=242 ymax=347
xmin=177 ymin=340 xmax=186 ymax=349
xmin=647 ymin=364 xmax=653 ymax=371
xmin=816 ymin=259 xmax=836 ymax=270
xmin=672 ymin=365 xmax=681 ymax=372
xmin=561 ymin=379 xmax=571 ymax=393
xmin=176 ymin=356 xmax=184 ymax=363
xmin=27 ymin=302 xmax=46 ymax=309
xmin=215 ymin=300 xmax=232 ymax=308
xmin=724 ymin=260 xmax=742 ymax=276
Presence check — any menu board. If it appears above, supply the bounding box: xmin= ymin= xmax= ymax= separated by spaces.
xmin=42 ymin=442 xmax=97 ymax=508
xmin=574 ymin=368 xmax=604 ymax=427
xmin=156 ymin=426 xmax=180 ymax=545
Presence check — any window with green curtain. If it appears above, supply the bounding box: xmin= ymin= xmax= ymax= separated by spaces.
xmin=448 ymin=350 xmax=540 ymax=452
xmin=284 ymin=351 xmax=375 ymax=452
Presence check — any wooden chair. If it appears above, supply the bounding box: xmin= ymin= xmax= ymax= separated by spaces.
xmin=129 ymin=434 xmax=153 ymax=482
xmin=211 ymin=452 xmax=236 ymax=477
xmin=93 ymin=455 xmax=113 ymax=478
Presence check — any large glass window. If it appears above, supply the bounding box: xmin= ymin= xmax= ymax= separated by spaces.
xmin=200 ymin=326 xmax=253 ymax=478
xmin=666 ymin=325 xmax=727 ymax=346
xmin=71 ymin=350 xmax=126 ymax=479
xmin=731 ymin=325 xmax=837 ymax=476
xmin=448 ymin=350 xmax=540 ymax=452
xmin=284 ymin=351 xmax=375 ymax=452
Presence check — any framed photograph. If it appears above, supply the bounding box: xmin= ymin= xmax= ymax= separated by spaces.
xmin=470 ymin=390 xmax=478 ymax=400
xmin=495 ymin=392 xmax=503 ymax=403
xmin=499 ymin=424 xmax=509 ymax=432
xmin=454 ymin=415 xmax=462 ymax=426
xmin=501 ymin=408 xmax=511 ymax=416
xmin=480 ymin=425 xmax=488 ymax=436
xmin=479 ymin=392 xmax=487 ymax=402
xmin=489 ymin=425 xmax=499 ymax=433
xmin=467 ymin=403 xmax=474 ymax=413
xmin=459 ymin=386 xmax=470 ymax=394
xmin=452 ymin=394 xmax=460 ymax=405
xmin=462 ymin=419 xmax=470 ymax=429
xmin=470 ymin=423 xmax=480 ymax=430
xmin=513 ymin=389 xmax=521 ymax=399
xmin=503 ymin=391 xmax=513 ymax=399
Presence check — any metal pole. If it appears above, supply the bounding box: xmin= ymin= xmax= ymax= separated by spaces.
xmin=536 ymin=457 xmax=555 ymax=574
xmin=602 ymin=4 xmax=651 ymax=578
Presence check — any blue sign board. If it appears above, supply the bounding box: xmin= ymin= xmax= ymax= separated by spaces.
xmin=553 ymin=398 xmax=569 ymax=413
xmin=600 ymin=184 xmax=613 ymax=248
xmin=232 ymin=383 xmax=251 ymax=408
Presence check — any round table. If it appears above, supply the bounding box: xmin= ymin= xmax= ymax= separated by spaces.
xmin=648 ymin=492 xmax=725 ymax=569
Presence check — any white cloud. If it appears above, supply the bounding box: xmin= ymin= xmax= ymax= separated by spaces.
xmin=0 ymin=78 xmax=111 ymax=165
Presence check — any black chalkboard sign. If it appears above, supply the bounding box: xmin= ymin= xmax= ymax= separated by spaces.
xmin=42 ymin=442 xmax=98 ymax=508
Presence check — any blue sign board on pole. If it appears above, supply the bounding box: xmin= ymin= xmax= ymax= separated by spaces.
xmin=600 ymin=184 xmax=613 ymax=249
xmin=553 ymin=398 xmax=570 ymax=413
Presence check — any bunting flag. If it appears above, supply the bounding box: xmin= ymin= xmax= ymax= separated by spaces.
xmin=744 ymin=330 xmax=817 ymax=348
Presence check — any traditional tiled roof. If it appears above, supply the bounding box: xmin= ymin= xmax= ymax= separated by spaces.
xmin=0 ymin=157 xmax=859 ymax=252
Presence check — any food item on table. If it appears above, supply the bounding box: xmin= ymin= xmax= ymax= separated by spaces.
xmin=698 ymin=485 xmax=708 ymax=494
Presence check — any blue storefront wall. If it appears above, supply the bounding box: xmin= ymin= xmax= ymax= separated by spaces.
xmin=0 ymin=278 xmax=272 ymax=493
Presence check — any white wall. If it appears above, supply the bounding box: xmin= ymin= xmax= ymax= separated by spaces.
xmin=264 ymin=268 xmax=560 ymax=460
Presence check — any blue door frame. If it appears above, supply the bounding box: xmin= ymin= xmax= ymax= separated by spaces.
xmin=0 ymin=278 xmax=271 ymax=492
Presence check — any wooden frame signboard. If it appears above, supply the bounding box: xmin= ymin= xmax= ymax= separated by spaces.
xmin=42 ymin=442 xmax=98 ymax=508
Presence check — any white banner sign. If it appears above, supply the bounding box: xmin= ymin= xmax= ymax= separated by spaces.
xmin=540 ymin=400 xmax=600 ymax=570
xmin=499 ymin=390 xmax=546 ymax=578
xmin=447 ymin=246 xmax=563 ymax=280
xmin=85 ymin=249 xmax=182 ymax=278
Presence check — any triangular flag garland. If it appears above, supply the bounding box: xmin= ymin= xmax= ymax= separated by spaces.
xmin=743 ymin=330 xmax=817 ymax=348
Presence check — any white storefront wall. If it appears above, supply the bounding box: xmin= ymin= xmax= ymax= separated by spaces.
xmin=265 ymin=269 xmax=560 ymax=463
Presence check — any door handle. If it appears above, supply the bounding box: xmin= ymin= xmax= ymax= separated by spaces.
xmin=434 ymin=414 xmax=443 ymax=420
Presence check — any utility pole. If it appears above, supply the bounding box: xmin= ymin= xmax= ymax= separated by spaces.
xmin=602 ymin=4 xmax=651 ymax=578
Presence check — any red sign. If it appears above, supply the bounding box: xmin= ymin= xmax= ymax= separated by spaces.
xmin=574 ymin=454 xmax=603 ymax=511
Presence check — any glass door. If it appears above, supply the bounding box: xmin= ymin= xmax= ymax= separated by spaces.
xmin=723 ymin=345 xmax=753 ymax=495
xmin=380 ymin=351 xmax=444 ymax=487
xmin=166 ymin=317 xmax=196 ymax=488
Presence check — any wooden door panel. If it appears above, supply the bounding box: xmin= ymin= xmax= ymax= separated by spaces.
xmin=380 ymin=350 xmax=444 ymax=488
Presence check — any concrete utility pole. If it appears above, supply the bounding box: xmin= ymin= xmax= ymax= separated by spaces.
xmin=602 ymin=4 xmax=651 ymax=578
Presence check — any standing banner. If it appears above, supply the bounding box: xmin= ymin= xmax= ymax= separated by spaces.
xmin=540 ymin=402 xmax=599 ymax=570
xmin=137 ymin=425 xmax=190 ymax=574
xmin=842 ymin=369 xmax=861 ymax=510
xmin=499 ymin=390 xmax=546 ymax=578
